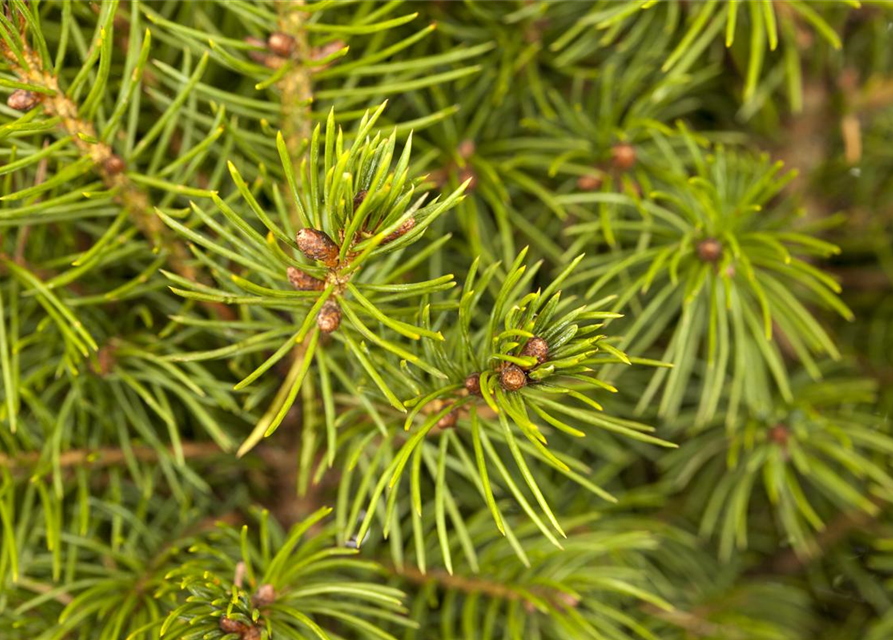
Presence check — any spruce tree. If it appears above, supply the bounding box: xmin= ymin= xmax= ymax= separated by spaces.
xmin=1 ymin=1 xmax=892 ymax=638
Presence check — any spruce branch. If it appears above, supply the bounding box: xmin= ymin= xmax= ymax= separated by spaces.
xmin=0 ymin=7 xmax=232 ymax=319
xmin=664 ymin=371 xmax=892 ymax=560
xmin=337 ymin=250 xmax=674 ymax=569
xmin=162 ymin=103 xmax=469 ymax=458
xmin=1 ymin=2 xmax=892 ymax=639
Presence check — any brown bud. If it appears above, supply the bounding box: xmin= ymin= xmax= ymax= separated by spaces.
xmin=252 ymin=584 xmax=276 ymax=608
xmin=696 ymin=238 xmax=722 ymax=263
xmin=611 ymin=143 xmax=637 ymax=171
xmin=286 ymin=266 xmax=325 ymax=291
xmin=296 ymin=228 xmax=340 ymax=267
xmin=576 ymin=174 xmax=603 ymax=191
xmin=769 ymin=424 xmax=789 ymax=446
xmin=437 ymin=407 xmax=458 ymax=430
xmin=459 ymin=166 xmax=477 ymax=191
xmin=838 ymin=68 xmax=859 ymax=93
xmin=219 ymin=617 xmax=248 ymax=634
xmin=464 ymin=373 xmax=482 ymax=396
xmin=245 ymin=36 xmax=270 ymax=64
xmin=519 ymin=336 xmax=549 ymax=368
xmin=311 ymin=40 xmax=346 ymax=62
xmin=317 ymin=300 xmax=342 ymax=333
xmin=382 ymin=217 xmax=416 ymax=244
xmin=458 ymin=139 xmax=475 ymax=160
xmin=91 ymin=344 xmax=117 ymax=377
xmin=500 ymin=364 xmax=527 ymax=391
xmin=103 ymin=154 xmax=126 ymax=176
xmin=243 ymin=627 xmax=261 ymax=640
xmin=795 ymin=27 xmax=814 ymax=50
xmin=267 ymin=32 xmax=296 ymax=58
xmin=7 ymin=89 xmax=39 ymax=112
xmin=557 ymin=592 xmax=580 ymax=609
xmin=353 ymin=189 xmax=368 ymax=211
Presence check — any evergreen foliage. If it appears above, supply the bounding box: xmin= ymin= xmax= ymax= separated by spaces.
xmin=1 ymin=1 xmax=892 ymax=639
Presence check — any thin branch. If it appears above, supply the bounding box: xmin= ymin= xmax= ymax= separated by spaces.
xmin=390 ymin=565 xmax=578 ymax=612
xmin=2 ymin=43 xmax=233 ymax=319
xmin=277 ymin=0 xmax=314 ymax=176
xmin=0 ymin=441 xmax=224 ymax=474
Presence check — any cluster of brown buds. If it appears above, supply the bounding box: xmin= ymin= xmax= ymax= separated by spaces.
xmin=215 ymin=583 xmax=274 ymax=639
xmin=290 ymin=228 xmax=341 ymax=333
xmin=219 ymin=616 xmax=261 ymax=640
xmin=499 ymin=335 xmax=550 ymax=391
xmin=418 ymin=337 xmax=551 ymax=435
xmin=287 ymin=205 xmax=418 ymax=333
xmin=463 ymin=335 xmax=551 ymax=396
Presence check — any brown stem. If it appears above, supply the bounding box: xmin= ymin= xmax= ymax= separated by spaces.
xmin=394 ymin=565 xmax=525 ymax=601
xmin=16 ymin=577 xmax=75 ymax=606
xmin=643 ymin=604 xmax=735 ymax=639
xmin=390 ymin=565 xmax=578 ymax=611
xmin=0 ymin=441 xmax=224 ymax=474
xmin=2 ymin=41 xmax=232 ymax=319
xmin=276 ymin=0 xmax=314 ymax=228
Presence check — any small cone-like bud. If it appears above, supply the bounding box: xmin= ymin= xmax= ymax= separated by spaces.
xmin=7 ymin=89 xmax=39 ymax=111
xmin=557 ymin=593 xmax=580 ymax=609
xmin=103 ymin=154 xmax=126 ymax=176
xmin=219 ymin=617 xmax=247 ymax=634
xmin=286 ymin=266 xmax=325 ymax=291
xmin=353 ymin=189 xmax=368 ymax=211
xmin=519 ymin=336 xmax=549 ymax=368
xmin=437 ymin=408 xmax=458 ymax=430
xmin=611 ymin=143 xmax=637 ymax=171
xmin=382 ymin=217 xmax=416 ymax=244
xmin=243 ymin=628 xmax=261 ymax=640
xmin=267 ymin=32 xmax=296 ymax=58
xmin=465 ymin=373 xmax=482 ymax=396
xmin=697 ymin=238 xmax=723 ymax=263
xmin=576 ymin=174 xmax=603 ymax=191
xmin=244 ymin=36 xmax=269 ymax=63
xmin=459 ymin=166 xmax=478 ymax=191
xmin=296 ymin=228 xmax=340 ymax=267
xmin=500 ymin=364 xmax=527 ymax=391
xmin=769 ymin=424 xmax=790 ymax=445
xmin=317 ymin=300 xmax=342 ymax=333
xmin=311 ymin=40 xmax=346 ymax=62
xmin=91 ymin=345 xmax=117 ymax=377
xmin=458 ymin=139 xmax=476 ymax=159
xmin=253 ymin=584 xmax=276 ymax=607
